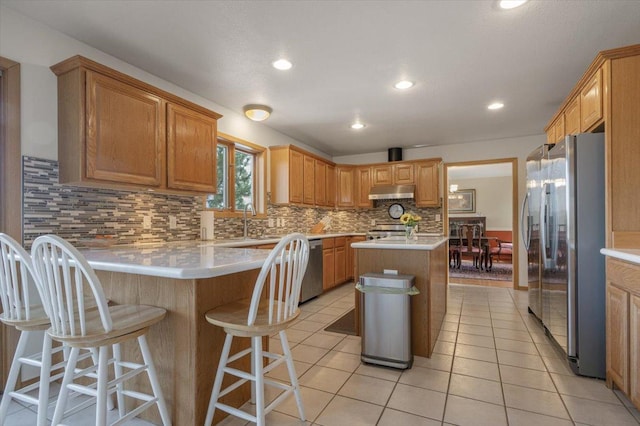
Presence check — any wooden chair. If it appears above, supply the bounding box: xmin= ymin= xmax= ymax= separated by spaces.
xmin=30 ymin=235 xmax=171 ymax=426
xmin=488 ymin=239 xmax=513 ymax=270
xmin=0 ymin=233 xmax=55 ymax=426
xmin=459 ymin=225 xmax=483 ymax=269
xmin=448 ymin=224 xmax=462 ymax=268
xmin=204 ymin=233 xmax=310 ymax=426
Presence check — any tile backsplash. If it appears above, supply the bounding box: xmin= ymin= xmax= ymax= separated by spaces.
xmin=22 ymin=156 xmax=443 ymax=247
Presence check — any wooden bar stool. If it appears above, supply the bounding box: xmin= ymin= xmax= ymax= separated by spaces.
xmin=0 ymin=233 xmax=55 ymax=426
xmin=204 ymin=233 xmax=310 ymax=426
xmin=30 ymin=235 xmax=171 ymax=426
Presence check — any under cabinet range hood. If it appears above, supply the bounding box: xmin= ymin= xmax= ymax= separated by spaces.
xmin=368 ymin=185 xmax=415 ymax=200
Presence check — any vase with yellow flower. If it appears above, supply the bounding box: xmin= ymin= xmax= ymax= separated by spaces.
xmin=400 ymin=212 xmax=421 ymax=240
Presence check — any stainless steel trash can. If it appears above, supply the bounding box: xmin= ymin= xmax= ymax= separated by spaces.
xmin=358 ymin=272 xmax=417 ymax=369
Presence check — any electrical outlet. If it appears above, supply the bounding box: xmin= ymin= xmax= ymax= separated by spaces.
xmin=281 ymin=218 xmax=286 ymax=227
xmin=268 ymin=218 xmax=275 ymax=227
xmin=435 ymin=214 xmax=441 ymax=222
xmin=169 ymin=215 xmax=177 ymax=229
xmin=276 ymin=218 xmax=282 ymax=228
xmin=143 ymin=216 xmax=152 ymax=229
xmin=370 ymin=219 xmax=376 ymax=226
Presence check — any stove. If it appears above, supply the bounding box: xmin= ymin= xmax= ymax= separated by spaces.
xmin=365 ymin=223 xmax=407 ymax=240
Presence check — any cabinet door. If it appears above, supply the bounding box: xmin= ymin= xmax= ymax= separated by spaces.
xmin=167 ymin=103 xmax=217 ymax=192
xmin=371 ymin=165 xmax=392 ymax=186
xmin=355 ymin=167 xmax=372 ymax=208
xmin=326 ymin=164 xmax=336 ymax=207
xmin=315 ymin=160 xmax=327 ymax=206
xmin=394 ymin=163 xmax=415 ymax=185
xmin=580 ymin=68 xmax=603 ymax=131
xmin=631 ymin=294 xmax=640 ymax=407
xmin=289 ymin=150 xmax=304 ymax=204
xmin=607 ymin=283 xmax=629 ymax=393
xmin=564 ymin=96 xmax=580 ymax=136
xmin=554 ymin=115 xmax=566 ymax=143
xmin=303 ymin=155 xmax=315 ymax=205
xmin=345 ymin=237 xmax=353 ymax=281
xmin=546 ymin=129 xmax=555 ymax=144
xmin=415 ymin=161 xmax=440 ymax=207
xmin=336 ymin=166 xmax=355 ymax=208
xmin=334 ymin=238 xmax=347 ymax=285
xmin=86 ymin=70 xmax=164 ymax=186
xmin=323 ymin=248 xmax=335 ymax=290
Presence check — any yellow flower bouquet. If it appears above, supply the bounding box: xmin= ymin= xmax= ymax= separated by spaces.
xmin=399 ymin=213 xmax=421 ymax=227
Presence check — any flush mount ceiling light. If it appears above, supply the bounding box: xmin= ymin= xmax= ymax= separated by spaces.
xmin=487 ymin=102 xmax=505 ymax=110
xmin=351 ymin=122 xmax=365 ymax=130
xmin=394 ymin=80 xmax=414 ymax=90
xmin=272 ymin=59 xmax=292 ymax=70
xmin=499 ymin=0 xmax=528 ymax=9
xmin=243 ymin=104 xmax=272 ymax=121
xmin=450 ymin=184 xmax=459 ymax=193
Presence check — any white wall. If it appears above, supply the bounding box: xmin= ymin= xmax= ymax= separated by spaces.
xmin=0 ymin=6 xmax=330 ymax=160
xmin=450 ymin=176 xmax=512 ymax=231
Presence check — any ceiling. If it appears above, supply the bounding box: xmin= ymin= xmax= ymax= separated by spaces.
xmin=4 ymin=1 xmax=640 ymax=157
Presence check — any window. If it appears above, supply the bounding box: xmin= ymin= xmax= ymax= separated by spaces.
xmin=206 ymin=133 xmax=265 ymax=215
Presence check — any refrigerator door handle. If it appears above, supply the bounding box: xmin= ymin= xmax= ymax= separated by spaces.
xmin=520 ymin=192 xmax=530 ymax=250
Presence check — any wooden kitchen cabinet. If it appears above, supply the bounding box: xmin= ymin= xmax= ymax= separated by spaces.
xmin=355 ymin=166 xmax=372 ymax=208
xmin=564 ymin=96 xmax=581 ymax=136
xmin=336 ymin=166 xmax=355 ymax=208
xmin=334 ymin=237 xmax=347 ymax=285
xmin=415 ymin=160 xmax=440 ymax=207
xmin=51 ymin=55 xmax=221 ymax=194
xmin=605 ymin=257 xmax=640 ymax=410
xmin=580 ymin=67 xmax=603 ymax=132
xmin=303 ymin=155 xmax=315 ymax=205
xmin=322 ymin=238 xmax=335 ymax=290
xmin=326 ymin=164 xmax=336 ymax=207
xmin=270 ymin=145 xmax=335 ymax=207
xmin=315 ymin=160 xmax=327 ymax=206
xmin=166 ymin=103 xmax=217 ymax=192
xmin=346 ymin=236 xmax=366 ymax=280
xmin=553 ymin=115 xmax=566 ymax=143
xmin=371 ymin=163 xmax=415 ymax=186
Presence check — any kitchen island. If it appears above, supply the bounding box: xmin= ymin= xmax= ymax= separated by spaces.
xmin=79 ymin=241 xmax=275 ymax=426
xmin=351 ymin=236 xmax=448 ymax=358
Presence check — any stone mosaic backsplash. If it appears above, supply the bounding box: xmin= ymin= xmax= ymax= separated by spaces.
xmin=22 ymin=156 xmax=443 ymax=247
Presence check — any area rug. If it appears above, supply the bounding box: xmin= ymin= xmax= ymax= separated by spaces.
xmin=324 ymin=309 xmax=356 ymax=335
xmin=450 ymin=261 xmax=513 ymax=281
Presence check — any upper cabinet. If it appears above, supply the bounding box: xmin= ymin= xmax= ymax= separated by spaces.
xmin=355 ymin=166 xmax=373 ymax=208
xmin=270 ymin=145 xmax=335 ymax=207
xmin=564 ymin=96 xmax=581 ymax=136
xmin=336 ymin=166 xmax=355 ymax=208
xmin=51 ymin=55 xmax=221 ymax=194
xmin=415 ymin=160 xmax=440 ymax=207
xmin=371 ymin=163 xmax=415 ymax=186
xmin=580 ymin=67 xmax=604 ymax=132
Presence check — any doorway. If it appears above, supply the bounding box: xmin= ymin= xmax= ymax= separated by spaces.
xmin=444 ymin=158 xmax=519 ymax=289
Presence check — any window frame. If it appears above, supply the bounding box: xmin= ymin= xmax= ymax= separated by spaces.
xmin=206 ymin=132 xmax=266 ymax=218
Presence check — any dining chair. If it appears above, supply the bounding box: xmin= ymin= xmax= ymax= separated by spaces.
xmin=459 ymin=225 xmax=483 ymax=268
xmin=30 ymin=234 xmax=171 ymax=426
xmin=203 ymin=233 xmax=310 ymax=426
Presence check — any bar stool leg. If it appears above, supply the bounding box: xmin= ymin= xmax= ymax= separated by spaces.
xmin=138 ymin=335 xmax=171 ymax=426
xmin=280 ymin=331 xmax=306 ymax=421
xmin=37 ymin=333 xmax=53 ymax=426
xmin=204 ymin=333 xmax=233 ymax=426
xmin=52 ymin=346 xmax=80 ymax=425
xmin=0 ymin=332 xmax=29 ymax=420
xmin=253 ymin=336 xmax=265 ymax=426
xmin=113 ymin=343 xmax=126 ymax=418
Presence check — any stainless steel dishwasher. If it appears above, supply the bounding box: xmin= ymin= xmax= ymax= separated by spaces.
xmin=300 ymin=239 xmax=323 ymax=303
xmin=358 ymin=272 xmax=416 ymax=369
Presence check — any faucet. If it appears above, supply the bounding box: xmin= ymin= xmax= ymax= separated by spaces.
xmin=243 ymin=202 xmax=256 ymax=238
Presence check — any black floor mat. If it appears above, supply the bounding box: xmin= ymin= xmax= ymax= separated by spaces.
xmin=324 ymin=308 xmax=356 ymax=335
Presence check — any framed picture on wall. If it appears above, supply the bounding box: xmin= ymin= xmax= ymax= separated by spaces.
xmin=448 ymin=189 xmax=476 ymax=213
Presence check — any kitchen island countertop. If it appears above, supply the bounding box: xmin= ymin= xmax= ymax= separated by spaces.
xmin=351 ymin=235 xmax=448 ymax=250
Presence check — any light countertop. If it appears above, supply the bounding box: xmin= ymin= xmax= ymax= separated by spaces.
xmin=351 ymin=236 xmax=448 ymax=250
xmin=210 ymin=233 xmax=365 ymax=247
xmin=600 ymin=248 xmax=640 ymax=265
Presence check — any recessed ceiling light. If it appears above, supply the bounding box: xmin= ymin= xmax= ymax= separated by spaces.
xmin=243 ymin=104 xmax=272 ymax=121
xmin=394 ymin=80 xmax=414 ymax=90
xmin=351 ymin=122 xmax=365 ymax=130
xmin=499 ymin=0 xmax=528 ymax=9
xmin=272 ymin=59 xmax=292 ymax=70
xmin=487 ymin=102 xmax=505 ymax=110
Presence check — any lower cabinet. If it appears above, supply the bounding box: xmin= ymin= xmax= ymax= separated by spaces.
xmin=322 ymin=238 xmax=335 ymax=291
xmin=605 ymin=258 xmax=640 ymax=409
xmin=334 ymin=238 xmax=346 ymax=285
xmin=346 ymin=236 xmax=366 ymax=280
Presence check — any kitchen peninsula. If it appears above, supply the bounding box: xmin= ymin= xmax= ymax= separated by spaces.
xmin=352 ymin=236 xmax=448 ymax=357
xmin=79 ymin=241 xmax=275 ymax=426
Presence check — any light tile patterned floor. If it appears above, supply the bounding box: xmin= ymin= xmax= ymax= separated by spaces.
xmin=3 ymin=283 xmax=640 ymax=425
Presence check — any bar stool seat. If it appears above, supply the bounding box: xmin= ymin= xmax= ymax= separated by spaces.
xmin=204 ymin=233 xmax=310 ymax=426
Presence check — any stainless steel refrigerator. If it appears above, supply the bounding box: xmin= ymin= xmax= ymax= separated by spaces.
xmin=523 ymin=133 xmax=606 ymax=378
